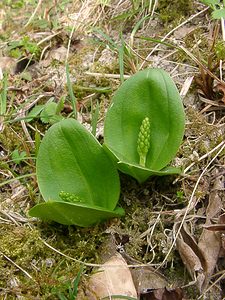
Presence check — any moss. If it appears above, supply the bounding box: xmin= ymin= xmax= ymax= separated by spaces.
xmin=215 ymin=40 xmax=225 ymax=60
xmin=0 ymin=126 xmax=21 ymax=152
xmin=157 ymin=0 xmax=194 ymax=26
xmin=0 ymin=223 xmax=109 ymax=298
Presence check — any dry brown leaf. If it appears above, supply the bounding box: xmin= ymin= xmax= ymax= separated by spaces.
xmin=176 ymin=236 xmax=205 ymax=290
xmin=86 ymin=253 xmax=137 ymax=299
xmin=131 ymin=267 xmax=167 ymax=295
xmin=177 ymin=176 xmax=223 ymax=292
xmin=203 ymin=223 xmax=225 ymax=231
xmin=198 ymin=176 xmax=223 ymax=290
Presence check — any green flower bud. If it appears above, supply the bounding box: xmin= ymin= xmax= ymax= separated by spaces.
xmin=137 ymin=117 xmax=150 ymax=167
xmin=59 ymin=191 xmax=82 ymax=203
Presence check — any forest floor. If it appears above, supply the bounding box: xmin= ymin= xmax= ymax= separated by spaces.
xmin=0 ymin=0 xmax=225 ymax=299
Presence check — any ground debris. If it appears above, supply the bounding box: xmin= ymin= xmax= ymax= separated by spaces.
xmin=176 ymin=174 xmax=224 ymax=293
xmin=140 ymin=287 xmax=184 ymax=300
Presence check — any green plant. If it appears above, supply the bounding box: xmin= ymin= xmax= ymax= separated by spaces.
xmin=8 ymin=36 xmax=40 ymax=58
xmin=66 ymin=63 xmax=77 ymax=119
xmin=104 ymin=68 xmax=185 ymax=183
xmin=29 ymin=68 xmax=185 ymax=226
xmin=11 ymin=149 xmax=27 ymax=164
xmin=91 ymin=100 xmax=100 ymax=136
xmin=176 ymin=190 xmax=185 ymax=203
xmin=200 ymin=0 xmax=225 ymax=19
xmin=26 ymin=97 xmax=64 ymax=124
xmin=29 ymin=118 xmax=124 ymax=226
xmin=56 ymin=267 xmax=83 ymax=300
xmin=93 ymin=28 xmax=137 ymax=75
xmin=200 ymin=0 xmax=225 ymax=41
xmin=0 ymin=73 xmax=7 ymax=122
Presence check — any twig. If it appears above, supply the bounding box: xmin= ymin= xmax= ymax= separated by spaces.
xmin=37 ymin=31 xmax=62 ymax=46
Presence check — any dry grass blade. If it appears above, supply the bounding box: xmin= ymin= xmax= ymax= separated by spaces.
xmin=24 ymin=0 xmax=43 ymax=28
xmin=0 ymin=251 xmax=34 ymax=281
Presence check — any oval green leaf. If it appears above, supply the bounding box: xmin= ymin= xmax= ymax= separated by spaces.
xmin=29 ymin=201 xmax=124 ymax=227
xmin=104 ymin=68 xmax=185 ymax=183
xmin=30 ymin=118 xmax=124 ymax=226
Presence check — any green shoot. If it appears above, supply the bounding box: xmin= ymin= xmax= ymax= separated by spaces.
xmin=70 ymin=266 xmax=83 ymax=298
xmin=92 ymin=28 xmax=136 ymax=75
xmin=91 ymin=100 xmax=100 ymax=137
xmin=35 ymin=130 xmax=41 ymax=157
xmin=66 ymin=63 xmax=77 ymax=119
xmin=130 ymin=14 xmax=150 ymax=48
xmin=0 ymin=73 xmax=8 ymax=117
xmin=56 ymin=266 xmax=83 ymax=300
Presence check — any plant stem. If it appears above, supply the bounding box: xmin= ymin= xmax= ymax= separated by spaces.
xmin=139 ymin=154 xmax=146 ymax=167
